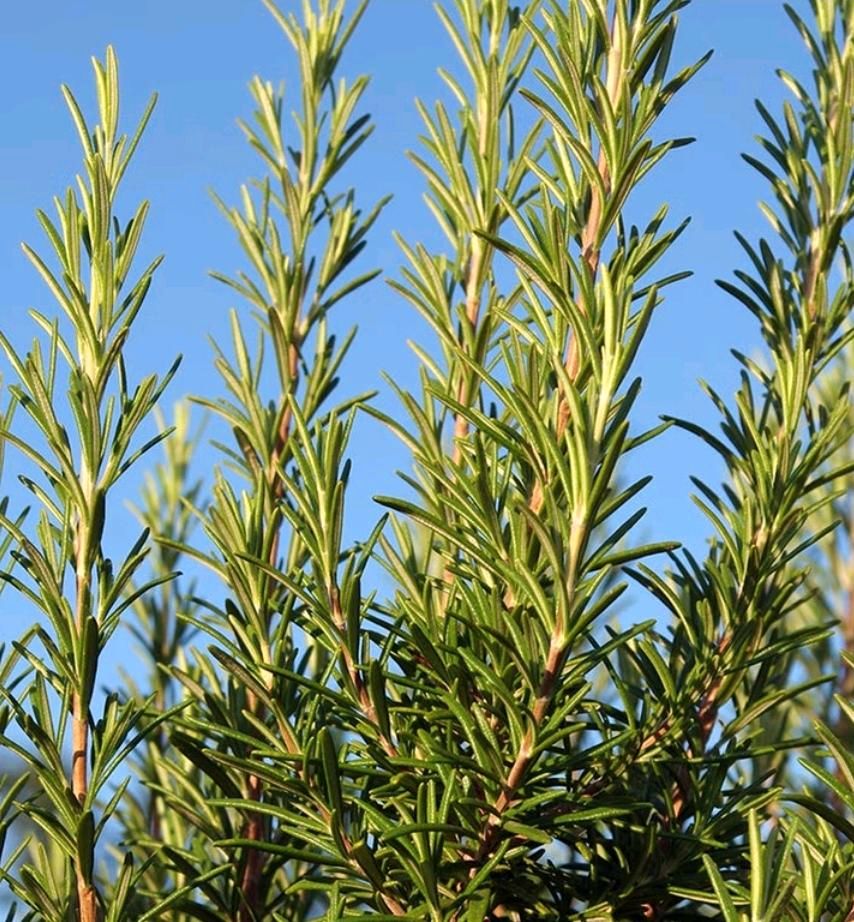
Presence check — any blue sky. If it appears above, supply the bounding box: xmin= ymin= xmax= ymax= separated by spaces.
xmin=0 ymin=1 xmax=809 ymax=674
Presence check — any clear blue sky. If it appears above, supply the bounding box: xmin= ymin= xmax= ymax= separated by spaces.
xmin=0 ymin=1 xmax=809 ymax=673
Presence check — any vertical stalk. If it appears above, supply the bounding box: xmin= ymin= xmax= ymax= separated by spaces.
xmin=386 ymin=3 xmax=703 ymax=915
xmin=0 ymin=46 xmax=173 ymax=922
xmin=235 ymin=341 xmax=300 ymax=922
xmin=73 ymin=527 xmax=97 ymax=922
xmin=192 ymin=2 xmax=387 ymax=917
xmin=487 ymin=4 xmax=628 ymax=838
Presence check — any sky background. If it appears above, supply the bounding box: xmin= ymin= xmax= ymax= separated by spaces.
xmin=0 ymin=1 xmax=811 ymax=685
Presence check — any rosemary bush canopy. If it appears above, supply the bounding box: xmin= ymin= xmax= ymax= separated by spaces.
xmin=0 ymin=0 xmax=852 ymax=920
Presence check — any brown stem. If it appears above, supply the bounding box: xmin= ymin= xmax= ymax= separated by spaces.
xmin=237 ymin=755 xmax=265 ymax=922
xmin=235 ymin=684 xmax=268 ymax=915
xmin=237 ymin=337 xmax=300 ymax=921
xmin=76 ymin=877 xmax=99 ymax=922
xmin=475 ymin=634 xmax=565 ymax=865
xmin=72 ymin=700 xmax=88 ymax=809
xmin=73 ymin=532 xmax=101 ymax=922
xmin=73 ymin=694 xmax=98 ymax=922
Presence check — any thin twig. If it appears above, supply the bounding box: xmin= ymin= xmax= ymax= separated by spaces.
xmin=237 ymin=331 xmax=300 ymax=922
xmin=73 ymin=513 xmax=100 ymax=922
xmin=476 ymin=15 xmax=627 ymax=877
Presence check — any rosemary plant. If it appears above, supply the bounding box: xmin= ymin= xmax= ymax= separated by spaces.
xmin=0 ymin=49 xmax=180 ymax=921
xmin=0 ymin=0 xmax=853 ymax=920
xmin=623 ymin=0 xmax=854 ymax=914
xmin=376 ymin=0 xmax=707 ymax=917
xmin=133 ymin=2 xmax=391 ymax=919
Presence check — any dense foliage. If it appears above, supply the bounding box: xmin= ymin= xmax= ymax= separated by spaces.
xmin=0 ymin=0 xmax=852 ymax=919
